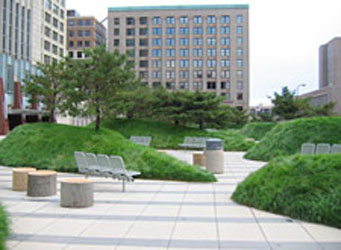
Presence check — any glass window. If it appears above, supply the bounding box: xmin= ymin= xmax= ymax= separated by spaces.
xmin=180 ymin=49 xmax=189 ymax=57
xmin=166 ymin=16 xmax=175 ymax=24
xmin=77 ymin=41 xmax=83 ymax=47
xmin=166 ymin=71 xmax=175 ymax=79
xmin=52 ymin=44 xmax=58 ymax=55
xmin=193 ymin=38 xmax=202 ymax=46
xmin=193 ymin=27 xmax=203 ymax=35
xmin=45 ymin=12 xmax=51 ymax=23
xmin=237 ymin=48 xmax=243 ymax=56
xmin=85 ymin=19 xmax=91 ymax=26
xmin=114 ymin=18 xmax=120 ymax=25
xmin=78 ymin=30 xmax=83 ymax=37
xmin=126 ymin=39 xmax=135 ymax=47
xmin=126 ymin=17 xmax=135 ymax=25
xmin=139 ymin=71 xmax=148 ymax=79
xmin=152 ymin=49 xmax=162 ymax=57
xmin=207 ymin=15 xmax=216 ymax=24
xmin=52 ymin=3 xmax=58 ymax=15
xmin=237 ymin=59 xmax=243 ymax=67
xmin=139 ymin=28 xmax=148 ymax=36
xmin=193 ymin=49 xmax=203 ymax=57
xmin=152 ymin=82 xmax=161 ymax=88
xmin=139 ymin=60 xmax=148 ymax=67
xmin=193 ymin=16 xmax=202 ymax=24
xmin=114 ymin=28 xmax=120 ymax=36
xmin=53 ymin=18 xmax=58 ymax=28
xmin=45 ymin=26 xmax=51 ymax=37
xmin=152 ymin=60 xmax=162 ymax=67
xmin=60 ymin=22 xmax=64 ymax=32
xmin=193 ymin=60 xmax=202 ymax=67
xmin=221 ymin=48 xmax=230 ymax=56
xmin=237 ymin=26 xmax=243 ymax=34
xmin=221 ymin=15 xmax=230 ymax=24
xmin=45 ymin=0 xmax=52 ymax=9
xmin=139 ymin=17 xmax=148 ymax=25
xmin=179 ymin=71 xmax=189 ymax=79
xmin=166 ymin=38 xmax=175 ymax=46
xmin=193 ymin=82 xmax=203 ymax=90
xmin=44 ymin=40 xmax=50 ymax=51
xmin=152 ymin=71 xmax=161 ymax=79
xmin=221 ymin=26 xmax=230 ymax=35
xmin=237 ymin=15 xmax=243 ymax=24
xmin=179 ymin=82 xmax=189 ymax=89
xmin=166 ymin=82 xmax=175 ymax=90
xmin=69 ymin=41 xmax=74 ymax=47
xmin=207 ymin=81 xmax=216 ymax=89
xmin=207 ymin=27 xmax=216 ymax=35
xmin=237 ymin=37 xmax=243 ymax=45
xmin=114 ymin=39 xmax=119 ymax=46
xmin=179 ymin=38 xmax=189 ymax=46
xmin=237 ymin=81 xmax=243 ymax=90
xmin=179 ymin=27 xmax=189 ymax=35
xmin=179 ymin=60 xmax=189 ymax=68
xmin=207 ymin=38 xmax=216 ymax=46
xmin=127 ymin=49 xmax=135 ymax=57
xmin=152 ymin=27 xmax=162 ymax=36
xmin=180 ymin=16 xmax=189 ymax=24
xmin=237 ymin=70 xmax=243 ymax=78
xmin=237 ymin=93 xmax=243 ymax=100
xmin=69 ymin=30 xmax=74 ymax=37
xmin=166 ymin=27 xmax=176 ymax=35
xmin=221 ymin=37 xmax=230 ymax=46
xmin=221 ymin=59 xmax=230 ymax=67
xmin=221 ymin=70 xmax=230 ymax=78
xmin=139 ymin=49 xmax=148 ymax=57
xmin=207 ymin=60 xmax=216 ymax=68
xmin=126 ymin=28 xmax=135 ymax=36
xmin=166 ymin=60 xmax=176 ymax=68
xmin=152 ymin=16 xmax=161 ymax=25
xmin=85 ymin=30 xmax=91 ymax=37
xmin=193 ymin=70 xmax=203 ymax=78
xmin=207 ymin=48 xmax=216 ymax=57
xmin=59 ymin=35 xmax=64 ymax=45
xmin=77 ymin=19 xmax=82 ymax=26
xmin=139 ymin=39 xmax=148 ymax=46
xmin=166 ymin=49 xmax=176 ymax=57
xmin=152 ymin=38 xmax=162 ymax=46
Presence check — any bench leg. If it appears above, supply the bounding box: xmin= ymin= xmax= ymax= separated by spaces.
xmin=122 ymin=179 xmax=126 ymax=192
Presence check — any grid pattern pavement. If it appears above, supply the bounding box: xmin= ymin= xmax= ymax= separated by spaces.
xmin=0 ymin=151 xmax=340 ymax=249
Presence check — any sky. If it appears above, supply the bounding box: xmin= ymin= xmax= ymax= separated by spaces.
xmin=66 ymin=0 xmax=341 ymax=106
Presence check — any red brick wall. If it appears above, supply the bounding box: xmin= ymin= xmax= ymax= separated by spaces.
xmin=0 ymin=78 xmax=9 ymax=135
xmin=13 ymin=81 xmax=22 ymax=109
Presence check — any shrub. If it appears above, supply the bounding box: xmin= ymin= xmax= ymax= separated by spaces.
xmin=0 ymin=205 xmax=9 ymax=250
xmin=241 ymin=122 xmax=276 ymax=140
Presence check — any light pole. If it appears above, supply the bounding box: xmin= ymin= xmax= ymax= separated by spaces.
xmin=296 ymin=83 xmax=306 ymax=97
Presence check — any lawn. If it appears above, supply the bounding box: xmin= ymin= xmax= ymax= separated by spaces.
xmin=241 ymin=122 xmax=276 ymax=141
xmin=0 ymin=205 xmax=9 ymax=250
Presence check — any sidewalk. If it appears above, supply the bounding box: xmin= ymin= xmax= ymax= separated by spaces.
xmin=0 ymin=151 xmax=340 ymax=249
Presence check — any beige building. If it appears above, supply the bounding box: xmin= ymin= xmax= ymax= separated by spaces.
xmin=108 ymin=5 xmax=249 ymax=111
xmin=301 ymin=37 xmax=341 ymax=115
xmin=66 ymin=10 xmax=106 ymax=59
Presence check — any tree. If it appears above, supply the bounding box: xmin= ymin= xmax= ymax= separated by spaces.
xmin=24 ymin=59 xmax=69 ymax=122
xmin=63 ymin=45 xmax=137 ymax=131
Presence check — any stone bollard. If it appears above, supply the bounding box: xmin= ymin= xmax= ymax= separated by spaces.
xmin=12 ymin=168 xmax=37 ymax=191
xmin=61 ymin=179 xmax=94 ymax=208
xmin=205 ymin=138 xmax=224 ymax=174
xmin=27 ymin=170 xmax=57 ymax=197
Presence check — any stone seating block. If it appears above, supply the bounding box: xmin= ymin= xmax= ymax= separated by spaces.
xmin=12 ymin=167 xmax=37 ymax=191
xmin=61 ymin=179 xmax=93 ymax=208
xmin=27 ymin=170 xmax=57 ymax=197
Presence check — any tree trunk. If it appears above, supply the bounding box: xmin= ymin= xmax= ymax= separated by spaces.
xmin=95 ymin=112 xmax=100 ymax=131
xmin=49 ymin=108 xmax=55 ymax=123
xmin=199 ymin=120 xmax=203 ymax=130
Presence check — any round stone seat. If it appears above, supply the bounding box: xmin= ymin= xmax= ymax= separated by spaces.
xmin=12 ymin=168 xmax=37 ymax=191
xmin=193 ymin=153 xmax=206 ymax=166
xmin=27 ymin=170 xmax=57 ymax=197
xmin=60 ymin=179 xmax=93 ymax=208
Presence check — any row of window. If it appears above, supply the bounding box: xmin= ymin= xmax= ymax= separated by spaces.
xmin=45 ymin=0 xmax=65 ymax=18
xmin=45 ymin=12 xmax=64 ymax=32
xmin=44 ymin=26 xmax=64 ymax=45
xmin=43 ymin=40 xmax=64 ymax=56
xmin=114 ymin=14 xmax=243 ymax=26
xmin=127 ymin=48 xmax=243 ymax=57
xmin=114 ymin=26 xmax=243 ymax=36
xmin=68 ymin=19 xmax=92 ymax=27
xmin=68 ymin=30 xmax=91 ymax=37
xmin=69 ymin=40 xmax=91 ymax=48
xmin=133 ymin=59 xmax=243 ymax=68
xmin=138 ymin=69 xmax=243 ymax=79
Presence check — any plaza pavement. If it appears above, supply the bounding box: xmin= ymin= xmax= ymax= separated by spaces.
xmin=0 ymin=151 xmax=340 ymax=249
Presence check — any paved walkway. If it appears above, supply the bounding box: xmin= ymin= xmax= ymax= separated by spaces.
xmin=0 ymin=151 xmax=340 ymax=249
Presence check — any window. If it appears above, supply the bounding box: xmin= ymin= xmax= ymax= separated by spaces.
xmin=237 ymin=26 xmax=243 ymax=34
xmin=193 ymin=49 xmax=203 ymax=57
xmin=52 ymin=44 xmax=58 ymax=55
xmin=221 ymin=37 xmax=230 ymax=46
xmin=193 ymin=27 xmax=203 ymax=35
xmin=59 ymin=35 xmax=64 ymax=45
xmin=221 ymin=59 xmax=230 ymax=67
xmin=152 ymin=16 xmax=161 ymax=25
xmin=139 ymin=39 xmax=148 ymax=46
xmin=221 ymin=70 xmax=230 ymax=78
xmin=139 ymin=28 xmax=148 ymax=36
xmin=52 ymin=3 xmax=58 ymax=15
xmin=77 ymin=41 xmax=82 ymax=47
xmin=193 ymin=38 xmax=202 ymax=46
xmin=139 ymin=71 xmax=148 ymax=79
xmin=179 ymin=82 xmax=189 ymax=89
xmin=194 ymin=70 xmax=203 ymax=79
xmin=139 ymin=60 xmax=148 ymax=68
xmin=152 ymin=49 xmax=161 ymax=57
xmin=207 ymin=81 xmax=216 ymax=89
xmin=114 ymin=18 xmax=120 ymax=25
xmin=193 ymin=60 xmax=202 ymax=67
xmin=207 ymin=38 xmax=216 ymax=46
xmin=139 ymin=17 xmax=148 ymax=25
xmin=126 ymin=28 xmax=135 ymax=36
xmin=207 ymin=48 xmax=216 ymax=57
xmin=237 ymin=81 xmax=243 ymax=90
xmin=152 ymin=38 xmax=162 ymax=46
xmin=180 ymin=27 xmax=189 ymax=35
xmin=179 ymin=60 xmax=189 ymax=68
xmin=237 ymin=15 xmax=243 ymax=23
xmin=221 ymin=15 xmax=230 ymax=24
xmin=166 ymin=60 xmax=176 ymax=68
xmin=166 ymin=71 xmax=175 ymax=79
xmin=237 ymin=70 xmax=243 ymax=78
xmin=152 ymin=60 xmax=162 ymax=67
xmin=180 ymin=16 xmax=189 ymax=24
xmin=193 ymin=16 xmax=202 ymax=24
xmin=59 ymin=48 xmax=64 ymax=56
xmin=237 ymin=48 xmax=243 ymax=56
xmin=69 ymin=30 xmax=74 ymax=37
xmin=77 ymin=19 xmax=83 ymax=26
xmin=166 ymin=38 xmax=175 ymax=46
xmin=126 ymin=39 xmax=135 ymax=47
xmin=45 ymin=0 xmax=52 ymax=9
xmin=221 ymin=26 xmax=230 ymax=35
xmin=78 ymin=30 xmax=83 ymax=37
xmin=68 ymin=51 xmax=73 ymax=58
xmin=221 ymin=48 xmax=230 ymax=56
xmin=207 ymin=71 xmax=216 ymax=78
xmin=166 ymin=16 xmax=175 ymax=24
xmin=152 ymin=71 xmax=161 ymax=79
xmin=126 ymin=17 xmax=135 ymax=25
xmin=139 ymin=49 xmax=148 ymax=57
xmin=180 ymin=49 xmax=189 ymax=57
xmin=221 ymin=81 xmax=227 ymax=89
xmin=237 ymin=59 xmax=243 ymax=67
xmin=113 ymin=39 xmax=119 ymax=46
xmin=69 ymin=41 xmax=74 ymax=47
xmin=85 ymin=19 xmax=91 ymax=26
xmin=207 ymin=15 xmax=216 ymax=24
xmin=152 ymin=28 xmax=162 ymax=36
xmin=53 ymin=18 xmax=58 ymax=28
xmin=45 ymin=12 xmax=51 ymax=23
xmin=44 ymin=40 xmax=51 ymax=51
xmin=152 ymin=82 xmax=161 ymax=88
xmin=179 ymin=71 xmax=189 ymax=79
xmin=166 ymin=82 xmax=175 ymax=90
xmin=207 ymin=60 xmax=216 ymax=68
xmin=45 ymin=26 xmax=51 ymax=37
xmin=44 ymin=55 xmax=51 ymax=64
xmin=237 ymin=37 xmax=243 ymax=45
xmin=166 ymin=27 xmax=176 ymax=35
xmin=85 ymin=41 xmax=90 ymax=47
xmin=127 ymin=49 xmax=135 ymax=57
xmin=193 ymin=82 xmax=203 ymax=90
xmin=60 ymin=22 xmax=64 ymax=32
xmin=114 ymin=28 xmax=120 ymax=36
xmin=179 ymin=38 xmax=189 ymax=46
xmin=166 ymin=49 xmax=176 ymax=57
xmin=237 ymin=93 xmax=243 ymax=100
xmin=207 ymin=27 xmax=216 ymax=35
xmin=85 ymin=30 xmax=91 ymax=37
xmin=77 ymin=51 xmax=82 ymax=58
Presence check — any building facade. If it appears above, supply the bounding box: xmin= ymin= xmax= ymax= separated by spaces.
xmin=66 ymin=10 xmax=106 ymax=59
xmin=301 ymin=37 xmax=341 ymax=115
xmin=108 ymin=5 xmax=249 ymax=111
xmin=0 ymin=0 xmax=67 ymax=134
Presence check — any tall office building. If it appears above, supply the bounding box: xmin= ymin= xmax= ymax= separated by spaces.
xmin=66 ymin=10 xmax=106 ymax=60
xmin=301 ymin=37 xmax=341 ymax=115
xmin=0 ymin=0 xmax=67 ymax=134
xmin=108 ymin=5 xmax=249 ymax=111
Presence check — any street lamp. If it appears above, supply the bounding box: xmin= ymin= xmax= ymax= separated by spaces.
xmin=296 ymin=83 xmax=306 ymax=97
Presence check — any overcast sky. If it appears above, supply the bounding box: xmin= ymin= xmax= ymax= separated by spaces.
xmin=66 ymin=0 xmax=341 ymax=106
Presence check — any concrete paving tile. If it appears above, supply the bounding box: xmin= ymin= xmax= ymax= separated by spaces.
xmin=218 ymin=222 xmax=266 ymax=241
xmin=179 ymin=205 xmax=215 ymax=216
xmin=116 ymin=246 xmax=165 ymax=250
xmin=260 ymin=223 xmax=315 ymax=242
xmin=12 ymin=241 xmax=66 ymax=250
xmin=10 ymin=217 xmax=56 ymax=234
xmin=37 ymin=219 xmax=95 ymax=236
xmin=124 ymin=222 xmax=174 ymax=238
xmin=269 ymin=242 xmax=321 ymax=249
xmin=80 ymin=220 xmax=132 ymax=238
xmin=171 ymin=222 xmax=218 ymax=240
xmin=141 ymin=205 xmax=179 ymax=216
xmin=300 ymin=222 xmax=341 ymax=242
xmin=65 ymin=244 xmax=115 ymax=249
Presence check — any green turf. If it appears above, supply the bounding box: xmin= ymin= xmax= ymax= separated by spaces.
xmin=0 ymin=205 xmax=9 ymax=250
xmin=241 ymin=122 xmax=276 ymax=140
xmin=102 ymin=119 xmax=255 ymax=151
xmin=232 ymin=154 xmax=341 ymax=228
xmin=0 ymin=123 xmax=216 ymax=182
xmin=244 ymin=117 xmax=341 ymax=161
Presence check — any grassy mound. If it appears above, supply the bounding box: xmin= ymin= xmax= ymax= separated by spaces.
xmin=0 ymin=123 xmax=216 ymax=182
xmin=241 ymin=122 xmax=276 ymax=140
xmin=103 ymin=119 xmax=254 ymax=151
xmin=245 ymin=117 xmax=341 ymax=161
xmin=232 ymin=154 xmax=341 ymax=228
xmin=0 ymin=205 xmax=9 ymax=250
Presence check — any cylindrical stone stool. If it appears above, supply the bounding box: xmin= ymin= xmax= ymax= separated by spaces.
xmin=61 ymin=179 xmax=93 ymax=208
xmin=205 ymin=139 xmax=225 ymax=174
xmin=12 ymin=168 xmax=37 ymax=191
xmin=27 ymin=170 xmax=57 ymax=197
xmin=193 ymin=153 xmax=206 ymax=166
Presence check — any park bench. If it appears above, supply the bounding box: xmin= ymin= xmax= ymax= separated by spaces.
xmin=74 ymin=151 xmax=140 ymax=192
xmin=301 ymin=143 xmax=341 ymax=155
xmin=130 ymin=136 xmax=152 ymax=146
xmin=179 ymin=136 xmax=207 ymax=149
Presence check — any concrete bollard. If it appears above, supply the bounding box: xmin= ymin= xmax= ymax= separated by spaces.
xmin=205 ymin=138 xmax=224 ymax=174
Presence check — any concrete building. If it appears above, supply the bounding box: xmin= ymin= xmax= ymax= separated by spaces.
xmin=0 ymin=0 xmax=67 ymax=134
xmin=108 ymin=5 xmax=249 ymax=111
xmin=301 ymin=37 xmax=341 ymax=115
xmin=66 ymin=10 xmax=106 ymax=59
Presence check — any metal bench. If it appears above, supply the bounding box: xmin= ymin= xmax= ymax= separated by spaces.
xmin=179 ymin=136 xmax=207 ymax=149
xmin=130 ymin=136 xmax=152 ymax=146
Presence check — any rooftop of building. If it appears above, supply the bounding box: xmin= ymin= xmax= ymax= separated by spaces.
xmin=108 ymin=4 xmax=249 ymax=12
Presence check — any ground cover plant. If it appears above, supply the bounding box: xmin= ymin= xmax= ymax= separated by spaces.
xmin=0 ymin=123 xmax=216 ymax=182
xmin=102 ymin=118 xmax=254 ymax=151
xmin=245 ymin=117 xmax=341 ymax=161
xmin=241 ymin=122 xmax=276 ymax=140
xmin=232 ymin=154 xmax=341 ymax=228
xmin=0 ymin=205 xmax=9 ymax=250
